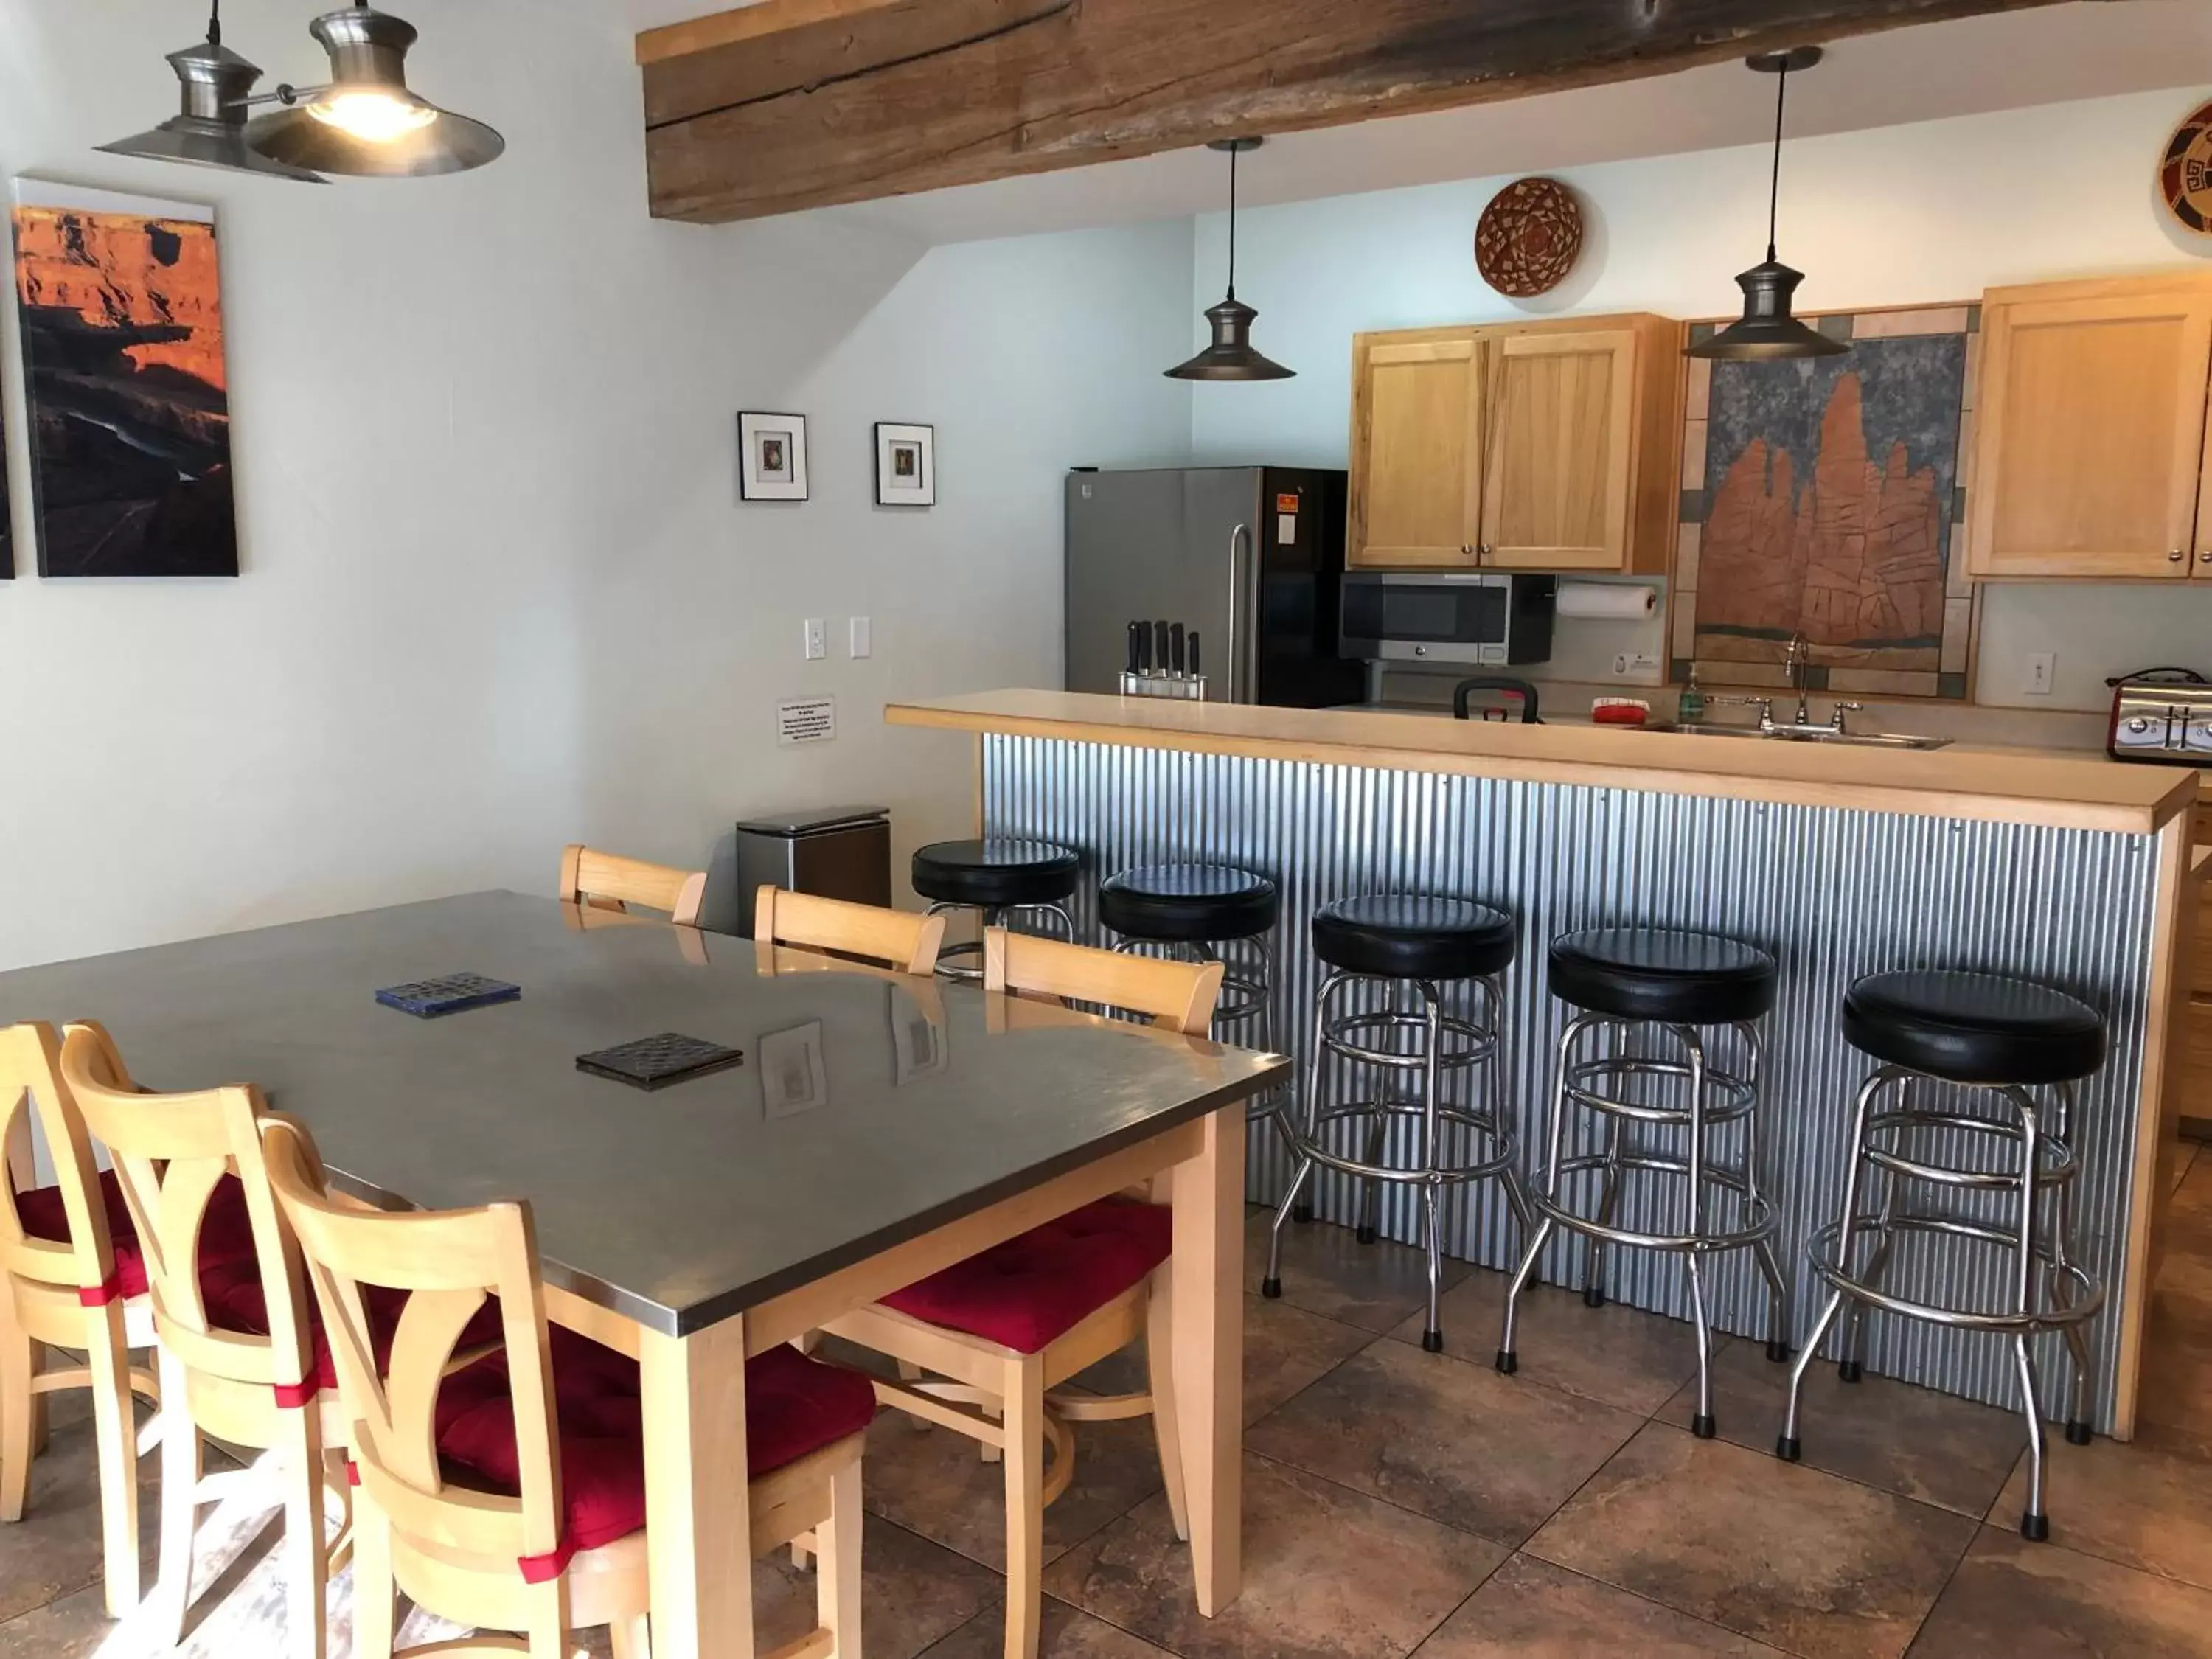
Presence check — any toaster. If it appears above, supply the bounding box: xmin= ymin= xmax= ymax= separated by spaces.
xmin=2106 ymin=667 xmax=2212 ymax=765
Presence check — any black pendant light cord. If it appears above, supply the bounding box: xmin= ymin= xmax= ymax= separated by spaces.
xmin=1765 ymin=60 xmax=1787 ymax=262
xmin=206 ymin=0 xmax=220 ymax=46
xmin=1225 ymin=141 xmax=1239 ymax=302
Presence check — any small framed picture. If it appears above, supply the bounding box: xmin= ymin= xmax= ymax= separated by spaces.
xmin=874 ymin=421 xmax=935 ymax=507
xmin=759 ymin=1020 xmax=828 ymax=1119
xmin=739 ymin=411 xmax=808 ymax=501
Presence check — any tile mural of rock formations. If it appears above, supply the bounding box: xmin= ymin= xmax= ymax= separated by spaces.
xmin=1696 ymin=335 xmax=1966 ymax=673
xmin=10 ymin=201 xmax=237 ymax=577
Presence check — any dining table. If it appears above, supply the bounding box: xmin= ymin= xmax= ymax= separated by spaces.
xmin=0 ymin=889 xmax=1290 ymax=1658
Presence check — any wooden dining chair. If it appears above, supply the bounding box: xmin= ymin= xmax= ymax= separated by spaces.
xmin=821 ymin=929 xmax=1225 ymax=1659
xmin=557 ymin=844 xmax=707 ymax=928
xmin=754 ymin=885 xmax=946 ymax=975
xmin=0 ymin=1020 xmax=164 ymax=1619
xmin=259 ymin=1113 xmax=876 ymax=1659
xmin=58 ymin=1021 xmax=354 ymax=1659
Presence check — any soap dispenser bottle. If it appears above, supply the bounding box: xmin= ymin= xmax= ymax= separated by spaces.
xmin=1677 ymin=667 xmax=1706 ymax=723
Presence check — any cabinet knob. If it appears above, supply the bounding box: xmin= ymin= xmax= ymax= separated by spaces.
xmin=2171 ymin=549 xmax=2188 ymax=561
xmin=2200 ymin=550 xmax=2212 ymax=563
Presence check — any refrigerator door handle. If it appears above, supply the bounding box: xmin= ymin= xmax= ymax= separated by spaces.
xmin=1227 ymin=522 xmax=1252 ymax=703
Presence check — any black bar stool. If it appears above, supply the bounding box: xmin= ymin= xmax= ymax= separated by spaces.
xmin=910 ymin=838 xmax=1080 ymax=980
xmin=1780 ymin=970 xmax=2107 ymax=1543
xmin=1262 ymin=895 xmax=1532 ymax=1352
xmin=1100 ymin=864 xmax=1280 ymax=1113
xmin=1498 ymin=928 xmax=1790 ymax=1439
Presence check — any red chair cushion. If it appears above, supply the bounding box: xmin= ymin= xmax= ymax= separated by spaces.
xmin=201 ymin=1270 xmax=503 ymax=1398
xmin=879 ymin=1197 xmax=1172 ymax=1354
xmin=434 ymin=1331 xmax=877 ymax=1561
xmin=15 ymin=1167 xmax=257 ymax=1300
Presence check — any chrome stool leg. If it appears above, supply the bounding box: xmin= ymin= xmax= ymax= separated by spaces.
xmin=1683 ymin=1025 xmax=1717 ymax=1438
xmin=2012 ymin=1089 xmax=2052 ymax=1541
xmin=929 ymin=899 xmax=1077 ymax=981
xmin=1498 ymin=1014 xmax=1596 ymax=1375
xmin=1582 ymin=1112 xmax=1625 ymax=1309
xmin=1270 ymin=969 xmax=1525 ymax=1350
xmin=1780 ymin=1069 xmax=1890 ymax=1461
xmin=1740 ymin=1024 xmax=1793 ymax=1362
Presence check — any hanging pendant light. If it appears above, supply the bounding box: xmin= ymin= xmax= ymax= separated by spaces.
xmin=1166 ymin=137 xmax=1293 ymax=382
xmin=98 ymin=4 xmax=325 ymax=182
xmin=245 ymin=8 xmax=504 ymax=178
xmin=1687 ymin=47 xmax=1846 ymax=362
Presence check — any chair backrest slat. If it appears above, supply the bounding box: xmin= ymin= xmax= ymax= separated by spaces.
xmin=982 ymin=929 xmax=1224 ymax=1036
xmin=262 ymin=1114 xmax=563 ymax=1568
xmin=754 ymin=886 xmax=945 ymax=975
xmin=58 ymin=1023 xmax=311 ymax=1392
xmin=559 ymin=843 xmax=706 ymax=927
xmin=0 ymin=1021 xmax=119 ymax=1296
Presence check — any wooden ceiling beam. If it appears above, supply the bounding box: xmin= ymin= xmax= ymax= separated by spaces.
xmin=640 ymin=0 xmax=2090 ymax=224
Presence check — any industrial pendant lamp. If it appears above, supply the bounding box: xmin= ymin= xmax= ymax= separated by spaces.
xmin=1687 ymin=46 xmax=1846 ymax=362
xmin=244 ymin=7 xmax=505 ymax=178
xmin=97 ymin=4 xmax=325 ymax=182
xmin=1166 ymin=137 xmax=1293 ymax=382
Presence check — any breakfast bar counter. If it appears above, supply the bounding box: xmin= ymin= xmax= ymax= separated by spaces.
xmin=888 ymin=690 xmax=2205 ymax=1437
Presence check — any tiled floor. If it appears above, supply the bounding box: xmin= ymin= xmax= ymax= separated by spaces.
xmin=7 ymin=1155 xmax=2212 ymax=1658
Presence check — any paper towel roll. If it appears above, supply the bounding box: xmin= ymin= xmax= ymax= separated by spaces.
xmin=1557 ymin=582 xmax=1659 ymax=621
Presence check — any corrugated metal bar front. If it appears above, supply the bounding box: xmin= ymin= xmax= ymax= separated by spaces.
xmin=981 ymin=734 xmax=2159 ymax=1430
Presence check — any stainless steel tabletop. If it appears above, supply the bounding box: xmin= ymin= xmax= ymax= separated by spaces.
xmin=0 ymin=891 xmax=1287 ymax=1335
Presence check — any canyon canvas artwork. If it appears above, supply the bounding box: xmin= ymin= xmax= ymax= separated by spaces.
xmin=1673 ymin=306 xmax=1979 ymax=700
xmin=9 ymin=182 xmax=237 ymax=578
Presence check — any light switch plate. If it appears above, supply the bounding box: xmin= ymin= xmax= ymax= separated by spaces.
xmin=2024 ymin=652 xmax=2056 ymax=696
xmin=849 ymin=616 xmax=872 ymax=659
xmin=803 ymin=619 xmax=827 ymax=661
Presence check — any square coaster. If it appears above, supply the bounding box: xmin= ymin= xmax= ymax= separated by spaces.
xmin=575 ymin=1033 xmax=745 ymax=1091
xmin=375 ymin=973 xmax=522 ymax=1018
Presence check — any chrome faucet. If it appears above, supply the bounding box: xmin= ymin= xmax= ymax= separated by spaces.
xmin=1785 ymin=633 xmax=1812 ymax=726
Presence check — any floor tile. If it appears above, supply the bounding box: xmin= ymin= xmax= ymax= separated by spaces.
xmin=1073 ymin=1293 xmax=1378 ymax=1427
xmin=1988 ymin=1420 xmax=2212 ymax=1589
xmin=1527 ymin=1422 xmax=1975 ymax=1659
xmin=1248 ymin=1340 xmax=1643 ymax=1545
xmin=751 ymin=1516 xmax=1004 ymax=1659
xmin=862 ymin=1386 xmax=1165 ymax=1573
xmin=1044 ymin=1452 xmax=1506 ymax=1659
xmin=1388 ymin=1267 xmax=1704 ymax=1416
xmin=0 ymin=1393 xmax=160 ymax=1624
xmin=1654 ymin=1338 xmax=2027 ymax=1517
xmin=919 ymin=1597 xmax=1175 ymax=1658
xmin=1246 ymin=1211 xmax=1472 ymax=1335
xmin=1908 ymin=1526 xmax=2212 ymax=1657
xmin=1412 ymin=1554 xmax=1785 ymax=1657
xmin=0 ymin=1582 xmax=107 ymax=1659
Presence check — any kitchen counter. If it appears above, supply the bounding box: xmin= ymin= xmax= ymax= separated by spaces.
xmin=887 ymin=689 xmax=2197 ymax=834
xmin=889 ymin=687 xmax=2202 ymax=1438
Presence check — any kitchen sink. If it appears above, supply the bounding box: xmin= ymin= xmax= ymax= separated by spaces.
xmin=1652 ymin=722 xmax=1953 ymax=751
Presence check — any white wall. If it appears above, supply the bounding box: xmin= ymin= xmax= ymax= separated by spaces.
xmin=0 ymin=0 xmax=1193 ymax=970
xmin=1184 ymin=88 xmax=2212 ymax=711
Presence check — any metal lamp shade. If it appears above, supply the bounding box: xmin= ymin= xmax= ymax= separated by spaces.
xmin=99 ymin=39 xmax=326 ymax=183
xmin=1687 ymin=258 xmax=1848 ymax=361
xmin=1166 ymin=296 xmax=1295 ymax=382
xmin=246 ymin=8 xmax=504 ymax=178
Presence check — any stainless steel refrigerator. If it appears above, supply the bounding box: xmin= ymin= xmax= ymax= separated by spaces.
xmin=1063 ymin=466 xmax=1366 ymax=707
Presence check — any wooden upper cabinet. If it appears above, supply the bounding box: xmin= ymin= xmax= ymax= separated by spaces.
xmin=1969 ymin=276 xmax=2212 ymax=580
xmin=1348 ymin=314 xmax=1679 ymax=574
xmin=1482 ymin=328 xmax=1637 ymax=570
xmin=1349 ymin=334 xmax=1484 ymax=568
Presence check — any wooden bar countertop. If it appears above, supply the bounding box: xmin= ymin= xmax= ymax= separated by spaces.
xmin=886 ymin=690 xmax=2199 ymax=835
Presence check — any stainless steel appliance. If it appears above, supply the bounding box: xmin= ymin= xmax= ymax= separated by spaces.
xmin=1339 ymin=571 xmax=1557 ymax=667
xmin=1064 ymin=467 xmax=1365 ymax=707
xmin=2104 ymin=667 xmax=2212 ymax=765
xmin=731 ymin=806 xmax=891 ymax=936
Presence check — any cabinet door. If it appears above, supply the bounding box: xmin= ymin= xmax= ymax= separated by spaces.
xmin=1480 ymin=328 xmax=1638 ymax=570
xmin=1349 ymin=335 xmax=1484 ymax=568
xmin=1968 ymin=293 xmax=2212 ymax=579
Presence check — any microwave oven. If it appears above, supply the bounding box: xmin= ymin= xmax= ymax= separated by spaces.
xmin=1338 ymin=571 xmax=1557 ymax=667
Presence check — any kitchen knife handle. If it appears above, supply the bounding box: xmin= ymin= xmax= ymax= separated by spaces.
xmin=1127 ymin=621 xmax=1143 ymax=676
xmin=1135 ymin=621 xmax=1152 ymax=674
xmin=1169 ymin=622 xmax=1186 ymax=675
xmin=1188 ymin=632 xmax=1202 ymax=681
xmin=1154 ymin=620 xmax=1171 ymax=678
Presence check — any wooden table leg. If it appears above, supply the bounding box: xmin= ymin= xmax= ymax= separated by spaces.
xmin=1171 ymin=1103 xmax=1245 ymax=1616
xmin=640 ymin=1317 xmax=754 ymax=1659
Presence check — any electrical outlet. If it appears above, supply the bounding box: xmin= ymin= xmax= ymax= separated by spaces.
xmin=1612 ymin=651 xmax=1660 ymax=679
xmin=2023 ymin=651 xmax=2056 ymax=696
xmin=803 ymin=619 xmax=827 ymax=661
xmin=849 ymin=616 xmax=872 ymax=659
